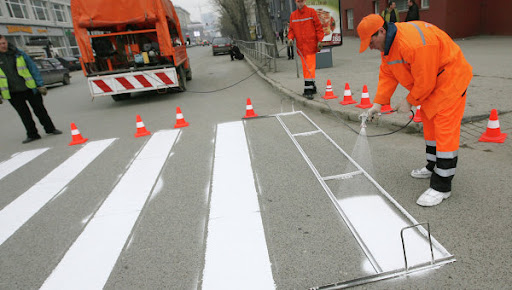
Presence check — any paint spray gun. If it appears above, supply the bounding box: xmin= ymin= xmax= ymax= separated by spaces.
xmin=358 ymin=110 xmax=397 ymax=129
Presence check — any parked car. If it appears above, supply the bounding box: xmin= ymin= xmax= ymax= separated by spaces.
xmin=212 ymin=37 xmax=232 ymax=56
xmin=33 ymin=58 xmax=70 ymax=86
xmin=56 ymin=56 xmax=82 ymax=71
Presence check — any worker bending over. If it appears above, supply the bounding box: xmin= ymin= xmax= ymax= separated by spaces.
xmin=358 ymin=14 xmax=472 ymax=206
xmin=287 ymin=0 xmax=324 ymax=100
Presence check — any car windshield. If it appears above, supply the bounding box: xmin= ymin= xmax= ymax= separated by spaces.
xmin=213 ymin=38 xmax=229 ymax=44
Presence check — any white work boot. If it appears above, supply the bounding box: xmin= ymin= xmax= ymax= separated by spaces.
xmin=411 ymin=167 xmax=432 ymax=179
xmin=416 ymin=188 xmax=451 ymax=207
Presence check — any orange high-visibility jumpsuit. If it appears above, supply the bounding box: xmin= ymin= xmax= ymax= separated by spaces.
xmin=288 ymin=5 xmax=324 ymax=93
xmin=373 ymin=21 xmax=473 ymax=192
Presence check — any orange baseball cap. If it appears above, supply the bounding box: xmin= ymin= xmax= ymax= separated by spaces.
xmin=357 ymin=14 xmax=384 ymax=53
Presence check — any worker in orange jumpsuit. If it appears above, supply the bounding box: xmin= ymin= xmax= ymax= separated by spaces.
xmin=287 ymin=0 xmax=324 ymax=100
xmin=358 ymin=14 xmax=473 ymax=206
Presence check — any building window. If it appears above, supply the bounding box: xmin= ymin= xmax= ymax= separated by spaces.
xmin=52 ymin=3 xmax=67 ymax=22
xmin=393 ymin=0 xmax=408 ymax=12
xmin=374 ymin=1 xmax=379 ymax=14
xmin=31 ymin=0 xmax=49 ymax=21
xmin=6 ymin=0 xmax=30 ymax=19
xmin=347 ymin=9 xmax=354 ymax=30
xmin=421 ymin=0 xmax=429 ymax=8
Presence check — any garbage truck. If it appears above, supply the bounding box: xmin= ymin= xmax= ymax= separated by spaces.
xmin=71 ymin=0 xmax=191 ymax=101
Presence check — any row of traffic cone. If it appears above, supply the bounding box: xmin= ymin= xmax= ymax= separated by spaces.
xmin=68 ymin=107 xmax=189 ymax=146
xmin=322 ymin=80 xmax=423 ymax=122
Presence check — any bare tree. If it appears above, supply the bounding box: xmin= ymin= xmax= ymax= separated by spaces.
xmin=213 ymin=0 xmax=251 ymax=40
xmin=254 ymin=0 xmax=279 ymax=56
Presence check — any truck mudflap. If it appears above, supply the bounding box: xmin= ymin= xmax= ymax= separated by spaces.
xmin=87 ymin=67 xmax=178 ymax=97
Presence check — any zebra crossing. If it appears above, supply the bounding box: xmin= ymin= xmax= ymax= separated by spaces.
xmin=0 ymin=114 xmax=454 ymax=289
xmin=0 ymin=121 xmax=276 ymax=289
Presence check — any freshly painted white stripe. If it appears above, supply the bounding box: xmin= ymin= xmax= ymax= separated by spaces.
xmin=41 ymin=130 xmax=178 ymax=290
xmin=0 ymin=139 xmax=116 ymax=246
xmin=338 ymin=195 xmax=444 ymax=272
xmin=203 ymin=121 xmax=275 ymax=290
xmin=0 ymin=148 xmax=49 ymax=181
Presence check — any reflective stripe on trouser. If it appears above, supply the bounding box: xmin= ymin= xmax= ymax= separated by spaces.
xmin=299 ymin=52 xmax=316 ymax=79
xmin=422 ymin=93 xmax=466 ymax=192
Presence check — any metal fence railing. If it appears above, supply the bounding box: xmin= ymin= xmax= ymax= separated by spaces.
xmin=233 ymin=40 xmax=277 ymax=73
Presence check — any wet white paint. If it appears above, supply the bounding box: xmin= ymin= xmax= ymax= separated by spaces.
xmin=0 ymin=147 xmax=49 ymax=181
xmin=41 ymin=130 xmax=178 ymax=290
xmin=0 ymin=139 xmax=116 ymax=246
xmin=202 ymin=121 xmax=275 ymax=290
xmin=338 ymin=195 xmax=443 ymax=272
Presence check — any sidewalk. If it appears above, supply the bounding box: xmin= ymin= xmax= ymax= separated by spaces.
xmin=245 ymin=36 xmax=512 ymax=146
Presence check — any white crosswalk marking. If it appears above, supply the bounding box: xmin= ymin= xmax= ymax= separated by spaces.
xmin=202 ymin=121 xmax=275 ymax=290
xmin=0 ymin=139 xmax=116 ymax=246
xmin=41 ymin=130 xmax=179 ymax=290
xmin=0 ymin=148 xmax=49 ymax=181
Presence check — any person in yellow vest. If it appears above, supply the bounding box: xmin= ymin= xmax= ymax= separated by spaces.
xmin=0 ymin=35 xmax=62 ymax=144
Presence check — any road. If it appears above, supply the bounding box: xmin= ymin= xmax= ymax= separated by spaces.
xmin=0 ymin=46 xmax=511 ymax=289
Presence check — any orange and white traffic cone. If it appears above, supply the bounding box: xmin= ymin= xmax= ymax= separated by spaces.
xmin=356 ymin=85 xmax=372 ymax=108
xmin=340 ymin=83 xmax=357 ymax=105
xmin=174 ymin=107 xmax=189 ymax=128
xmin=322 ymin=79 xmax=338 ymax=100
xmin=243 ymin=98 xmax=258 ymax=118
xmin=134 ymin=114 xmax=151 ymax=138
xmin=409 ymin=106 xmax=422 ymax=122
xmin=479 ymin=109 xmax=507 ymax=143
xmin=381 ymin=104 xmax=394 ymax=114
xmin=68 ymin=123 xmax=88 ymax=146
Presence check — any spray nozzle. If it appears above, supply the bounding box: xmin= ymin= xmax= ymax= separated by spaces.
xmin=358 ymin=112 xmax=368 ymax=128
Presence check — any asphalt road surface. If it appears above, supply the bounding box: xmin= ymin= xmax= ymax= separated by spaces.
xmin=0 ymin=46 xmax=510 ymax=289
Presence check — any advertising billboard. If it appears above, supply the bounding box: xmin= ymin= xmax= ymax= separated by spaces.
xmin=308 ymin=0 xmax=343 ymax=46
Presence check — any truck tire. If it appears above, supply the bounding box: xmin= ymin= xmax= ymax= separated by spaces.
xmin=186 ymin=67 xmax=192 ymax=81
xmin=112 ymin=93 xmax=130 ymax=101
xmin=177 ymin=66 xmax=187 ymax=92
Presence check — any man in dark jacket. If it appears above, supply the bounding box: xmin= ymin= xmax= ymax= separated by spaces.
xmin=405 ymin=0 xmax=420 ymax=21
xmin=229 ymin=45 xmax=244 ymax=61
xmin=0 ymin=35 xmax=62 ymax=143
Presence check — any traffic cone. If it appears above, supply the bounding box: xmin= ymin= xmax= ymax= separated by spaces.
xmin=356 ymin=85 xmax=372 ymax=108
xmin=409 ymin=106 xmax=422 ymax=122
xmin=244 ymin=98 xmax=258 ymax=118
xmin=479 ymin=109 xmax=507 ymax=143
xmin=340 ymin=83 xmax=357 ymax=105
xmin=134 ymin=114 xmax=151 ymax=137
xmin=381 ymin=104 xmax=394 ymax=114
xmin=174 ymin=107 xmax=189 ymax=128
xmin=68 ymin=123 xmax=88 ymax=146
xmin=322 ymin=79 xmax=338 ymax=100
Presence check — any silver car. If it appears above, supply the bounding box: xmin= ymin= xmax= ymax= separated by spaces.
xmin=212 ymin=37 xmax=232 ymax=56
xmin=33 ymin=58 xmax=70 ymax=86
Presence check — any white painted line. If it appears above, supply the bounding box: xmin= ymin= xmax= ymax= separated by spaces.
xmin=203 ymin=121 xmax=275 ymax=290
xmin=0 ymin=139 xmax=116 ymax=246
xmin=0 ymin=148 xmax=49 ymax=181
xmin=41 ymin=130 xmax=179 ymax=290
xmin=338 ymin=195 xmax=444 ymax=272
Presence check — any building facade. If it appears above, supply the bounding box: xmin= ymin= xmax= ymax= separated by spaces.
xmin=342 ymin=0 xmax=512 ymax=39
xmin=0 ymin=0 xmax=77 ymax=57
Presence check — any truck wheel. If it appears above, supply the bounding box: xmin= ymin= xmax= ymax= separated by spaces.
xmin=186 ymin=67 xmax=192 ymax=81
xmin=177 ymin=66 xmax=187 ymax=92
xmin=63 ymin=74 xmax=70 ymax=85
xmin=112 ymin=93 xmax=130 ymax=101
